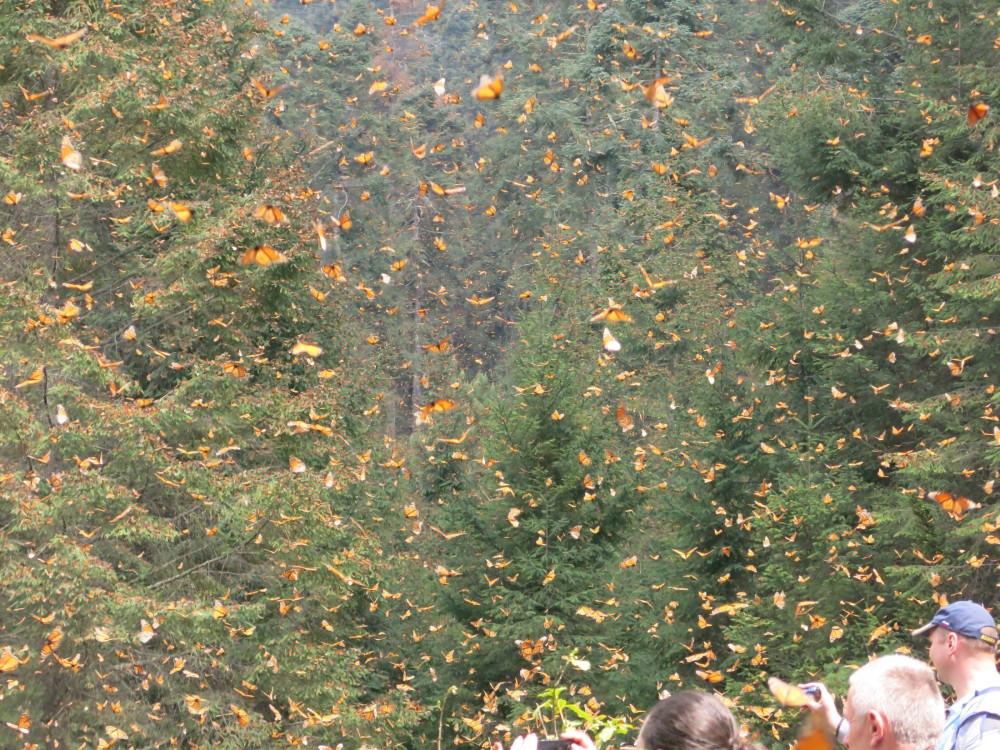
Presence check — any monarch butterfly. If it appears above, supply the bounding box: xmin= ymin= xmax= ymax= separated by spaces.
xmin=602 ymin=327 xmax=621 ymax=353
xmin=410 ymin=140 xmax=427 ymax=159
xmin=616 ymin=402 xmax=634 ymax=432
xmin=331 ymin=212 xmax=352 ymax=231
xmin=418 ymin=399 xmax=456 ymax=420
xmin=61 ymin=136 xmax=83 ymax=170
xmin=254 ymin=204 xmax=287 ymax=224
xmin=138 ymin=618 xmax=158 ymax=644
xmin=968 ymin=102 xmax=989 ymax=127
xmin=590 ymin=300 xmax=632 ymax=323
xmin=212 ymin=600 xmax=228 ymax=619
xmin=472 ymin=74 xmax=503 ymax=101
xmin=642 ymin=76 xmax=673 ymax=109
xmin=151 ymin=163 xmax=168 ymax=187
xmin=289 ymin=456 xmax=307 ymax=473
xmin=429 ymin=181 xmax=466 ymax=196
xmin=222 ymin=361 xmax=246 ymax=378
xmin=433 ymin=78 xmax=446 ymax=97
xmin=415 ymin=3 xmax=442 ymax=25
xmin=27 ymin=28 xmax=86 ymax=49
xmin=466 ymin=295 xmax=494 ymax=306
xmin=793 ymin=717 xmax=835 ymax=750
xmin=240 ymin=245 xmax=286 ymax=267
xmin=313 ymin=220 xmax=328 ymax=252
xmin=767 ymin=676 xmax=814 ymax=707
xmin=0 ymin=647 xmax=27 ymax=673
xmin=170 ymin=202 xmax=193 ymax=222
xmin=291 ymin=341 xmax=323 ymax=357
xmin=423 ymin=338 xmax=449 ymax=353
xmin=151 ymin=139 xmax=183 ymax=156
xmin=41 ymin=627 xmax=64 ymax=658
xmin=928 ymin=491 xmax=978 ymax=520
xmin=322 ymin=263 xmax=346 ymax=282
xmin=6 ymin=711 xmax=30 ymax=735
xmin=20 ymin=85 xmax=48 ymax=102
xmin=251 ymin=79 xmax=284 ymax=99
xmin=231 ymin=705 xmax=251 ymax=727
xmin=682 ymin=132 xmax=712 ymax=149
xmin=105 ymin=725 xmax=128 ymax=741
xmin=185 ymin=695 xmax=209 ymax=716
xmin=355 ymin=151 xmax=374 ymax=165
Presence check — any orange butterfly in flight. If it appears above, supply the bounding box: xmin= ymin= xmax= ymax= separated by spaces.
xmin=615 ymin=402 xmax=634 ymax=432
xmin=418 ymin=399 xmax=456 ymax=422
xmin=793 ymin=717 xmax=835 ymax=750
xmin=170 ymin=202 xmax=193 ymax=222
xmin=590 ymin=299 xmax=632 ymax=323
xmin=60 ymin=136 xmax=83 ymax=171
xmin=428 ymin=181 xmax=466 ymax=196
xmin=473 ymin=74 xmax=503 ymax=101
xmin=423 ymin=338 xmax=450 ymax=353
xmin=222 ymin=361 xmax=247 ymax=378
xmin=927 ymin=491 xmax=978 ymax=520
xmin=240 ymin=245 xmax=286 ymax=267
xmin=252 ymin=79 xmax=284 ymax=99
xmin=151 ymin=139 xmax=183 ymax=156
xmin=415 ymin=3 xmax=443 ymax=25
xmin=642 ymin=77 xmax=673 ymax=109
xmin=27 ymin=28 xmax=86 ymax=49
xmin=313 ymin=220 xmax=328 ymax=252
xmin=967 ymin=102 xmax=989 ymax=127
xmin=254 ymin=205 xmax=287 ymax=225
xmin=40 ymin=627 xmax=64 ymax=658
xmin=291 ymin=341 xmax=323 ymax=357
xmin=767 ymin=676 xmax=814 ymax=707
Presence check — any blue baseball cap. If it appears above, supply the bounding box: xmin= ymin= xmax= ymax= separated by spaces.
xmin=912 ymin=601 xmax=999 ymax=646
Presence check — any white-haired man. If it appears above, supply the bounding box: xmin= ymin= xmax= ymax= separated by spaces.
xmin=841 ymin=654 xmax=944 ymax=750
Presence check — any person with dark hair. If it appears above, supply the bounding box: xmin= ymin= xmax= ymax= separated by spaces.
xmin=503 ymin=691 xmax=765 ymax=750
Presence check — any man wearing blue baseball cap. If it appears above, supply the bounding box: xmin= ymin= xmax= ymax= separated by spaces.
xmin=911 ymin=601 xmax=1000 ymax=750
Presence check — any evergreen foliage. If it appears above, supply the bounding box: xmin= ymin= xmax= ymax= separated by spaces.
xmin=0 ymin=0 xmax=997 ymax=748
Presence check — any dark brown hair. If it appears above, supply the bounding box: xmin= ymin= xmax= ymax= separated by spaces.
xmin=635 ymin=692 xmax=765 ymax=750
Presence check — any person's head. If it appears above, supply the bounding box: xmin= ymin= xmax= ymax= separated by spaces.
xmin=635 ymin=691 xmax=762 ymax=750
xmin=912 ymin=601 xmax=999 ymax=682
xmin=842 ymin=654 xmax=944 ymax=750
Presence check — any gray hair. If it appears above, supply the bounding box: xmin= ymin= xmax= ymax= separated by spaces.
xmin=848 ymin=654 xmax=944 ymax=748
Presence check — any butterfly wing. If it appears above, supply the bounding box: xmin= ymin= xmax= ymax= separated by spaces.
xmin=767 ymin=676 xmax=814 ymax=707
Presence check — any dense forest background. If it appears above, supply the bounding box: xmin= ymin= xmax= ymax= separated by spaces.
xmin=1 ymin=0 xmax=997 ymax=748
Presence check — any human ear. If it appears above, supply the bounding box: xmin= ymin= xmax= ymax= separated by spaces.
xmin=868 ymin=710 xmax=887 ymax=746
